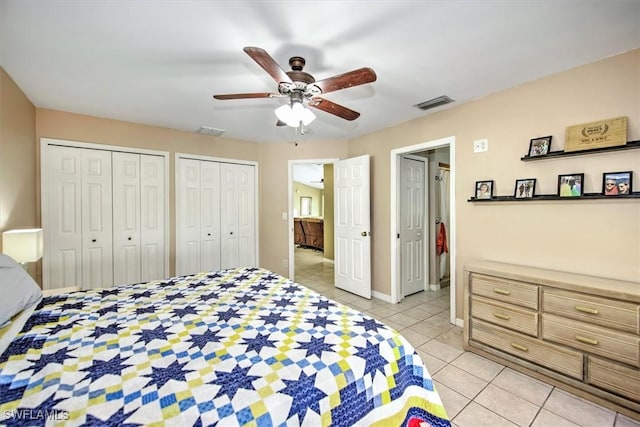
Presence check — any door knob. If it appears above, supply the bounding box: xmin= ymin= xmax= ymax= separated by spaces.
xmin=92 ymin=239 xmax=97 ymax=243
xmin=128 ymin=237 xmax=132 ymax=241
xmin=361 ymin=231 xmax=369 ymax=237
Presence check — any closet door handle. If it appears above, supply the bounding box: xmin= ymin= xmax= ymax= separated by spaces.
xmin=92 ymin=239 xmax=97 ymax=243
xmin=128 ymin=237 xmax=132 ymax=241
xmin=207 ymin=233 xmax=211 ymax=236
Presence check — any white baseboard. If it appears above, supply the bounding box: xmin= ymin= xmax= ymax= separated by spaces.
xmin=455 ymin=318 xmax=464 ymax=328
xmin=323 ymin=258 xmax=335 ymax=265
xmin=372 ymin=290 xmax=393 ymax=303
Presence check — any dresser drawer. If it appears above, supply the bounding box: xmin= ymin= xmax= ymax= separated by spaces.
xmin=543 ymin=288 xmax=639 ymax=334
xmin=471 ymin=295 xmax=538 ymax=337
xmin=543 ymin=314 xmax=640 ymax=367
xmin=471 ymin=319 xmax=583 ymax=379
xmin=471 ymin=274 xmax=539 ymax=310
xmin=588 ymin=356 xmax=640 ymax=403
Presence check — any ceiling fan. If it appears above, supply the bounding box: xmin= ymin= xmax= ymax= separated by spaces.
xmin=213 ymin=47 xmax=377 ymax=127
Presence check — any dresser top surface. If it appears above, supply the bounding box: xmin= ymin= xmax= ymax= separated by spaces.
xmin=465 ymin=261 xmax=640 ymax=302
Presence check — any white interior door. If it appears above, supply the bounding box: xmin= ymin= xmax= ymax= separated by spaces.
xmin=334 ymin=155 xmax=371 ymax=299
xmin=112 ymin=152 xmax=141 ymax=286
xmin=236 ymin=164 xmax=256 ymax=267
xmin=400 ymin=156 xmax=427 ymax=297
xmin=140 ymin=154 xmax=165 ymax=281
xmin=177 ymin=158 xmax=202 ymax=276
xmin=200 ymin=160 xmax=220 ymax=272
xmin=46 ymin=145 xmax=83 ymax=289
xmin=220 ymin=163 xmax=239 ymax=269
xmin=81 ymin=149 xmax=113 ymax=289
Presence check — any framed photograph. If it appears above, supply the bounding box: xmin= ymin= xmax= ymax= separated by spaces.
xmin=557 ymin=173 xmax=584 ymax=197
xmin=602 ymin=171 xmax=632 ymax=196
xmin=528 ymin=136 xmax=552 ymax=157
xmin=514 ymin=178 xmax=536 ymax=199
xmin=475 ymin=180 xmax=493 ymax=199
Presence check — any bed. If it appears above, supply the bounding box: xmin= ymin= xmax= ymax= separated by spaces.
xmin=0 ymin=255 xmax=450 ymax=426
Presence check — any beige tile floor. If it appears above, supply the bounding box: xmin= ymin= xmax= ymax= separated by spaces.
xmin=293 ymin=247 xmax=640 ymax=427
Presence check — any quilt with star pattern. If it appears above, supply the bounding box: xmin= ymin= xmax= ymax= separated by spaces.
xmin=0 ymin=267 xmax=450 ymax=426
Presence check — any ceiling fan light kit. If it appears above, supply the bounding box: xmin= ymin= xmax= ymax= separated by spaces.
xmin=213 ymin=46 xmax=376 ymax=129
xmin=275 ymin=101 xmax=316 ymax=127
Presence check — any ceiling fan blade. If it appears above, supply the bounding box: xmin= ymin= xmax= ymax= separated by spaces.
xmin=311 ymin=67 xmax=377 ymax=94
xmin=276 ymin=120 xmax=286 ymax=126
xmin=213 ymin=92 xmax=276 ymax=100
xmin=243 ymin=46 xmax=293 ymax=85
xmin=308 ymin=97 xmax=360 ymax=121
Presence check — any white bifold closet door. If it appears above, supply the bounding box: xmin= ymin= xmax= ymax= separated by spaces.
xmin=176 ymin=157 xmax=255 ymax=276
xmin=112 ymin=152 xmax=165 ymax=286
xmin=44 ymin=144 xmax=166 ymax=290
xmin=177 ymin=158 xmax=221 ymax=276
xmin=220 ymin=162 xmax=255 ymax=269
xmin=47 ymin=146 xmax=113 ymax=289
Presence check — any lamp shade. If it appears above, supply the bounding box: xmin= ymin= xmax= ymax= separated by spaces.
xmin=2 ymin=228 xmax=43 ymax=263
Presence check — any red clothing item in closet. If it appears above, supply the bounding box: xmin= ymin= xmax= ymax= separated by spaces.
xmin=436 ymin=222 xmax=448 ymax=255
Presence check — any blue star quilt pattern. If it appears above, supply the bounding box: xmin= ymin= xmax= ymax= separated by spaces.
xmin=0 ymin=268 xmax=450 ymax=426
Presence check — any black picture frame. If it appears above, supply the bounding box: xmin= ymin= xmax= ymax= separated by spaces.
xmin=475 ymin=180 xmax=493 ymax=199
xmin=528 ymin=136 xmax=552 ymax=157
xmin=514 ymin=178 xmax=536 ymax=199
xmin=558 ymin=173 xmax=584 ymax=197
xmin=602 ymin=171 xmax=632 ymax=196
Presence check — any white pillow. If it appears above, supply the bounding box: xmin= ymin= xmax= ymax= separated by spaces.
xmin=0 ymin=254 xmax=43 ymax=327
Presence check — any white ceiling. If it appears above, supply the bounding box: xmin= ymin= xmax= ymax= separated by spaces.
xmin=1 ymin=1 xmax=639 ymax=144
xmin=293 ymin=164 xmax=324 ymax=189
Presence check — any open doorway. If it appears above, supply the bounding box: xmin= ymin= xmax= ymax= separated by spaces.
xmin=287 ymin=159 xmax=338 ymax=285
xmin=391 ymin=136 xmax=457 ymax=325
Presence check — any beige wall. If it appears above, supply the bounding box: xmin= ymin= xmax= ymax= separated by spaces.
xmin=259 ymin=142 xmax=347 ymax=276
xmin=292 ymin=182 xmax=322 ymax=217
xmin=0 ymin=68 xmax=38 ymax=278
xmin=323 ymin=163 xmax=335 ymax=260
xmin=349 ymin=49 xmax=640 ymax=315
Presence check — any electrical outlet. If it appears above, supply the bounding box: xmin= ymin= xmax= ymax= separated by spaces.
xmin=282 ymin=259 xmax=288 ymax=268
xmin=474 ymin=138 xmax=488 ymax=153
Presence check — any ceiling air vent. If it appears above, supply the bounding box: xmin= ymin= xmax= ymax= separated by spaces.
xmin=197 ymin=126 xmax=225 ymax=136
xmin=415 ymin=95 xmax=454 ymax=111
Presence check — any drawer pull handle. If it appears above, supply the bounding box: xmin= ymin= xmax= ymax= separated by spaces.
xmin=574 ymin=335 xmax=599 ymax=346
xmin=493 ymin=288 xmax=511 ymax=296
xmin=510 ymin=343 xmax=528 ymax=352
xmin=575 ymin=306 xmax=599 ymax=315
xmin=493 ymin=312 xmax=511 ymax=321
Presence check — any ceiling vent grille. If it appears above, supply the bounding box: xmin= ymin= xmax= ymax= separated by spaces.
xmin=197 ymin=126 xmax=225 ymax=136
xmin=415 ymin=95 xmax=454 ymax=111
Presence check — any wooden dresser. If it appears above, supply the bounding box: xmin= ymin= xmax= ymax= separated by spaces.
xmin=464 ymin=261 xmax=640 ymax=419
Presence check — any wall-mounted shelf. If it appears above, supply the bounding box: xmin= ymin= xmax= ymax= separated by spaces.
xmin=521 ymin=140 xmax=640 ymax=161
xmin=468 ymin=192 xmax=640 ymax=202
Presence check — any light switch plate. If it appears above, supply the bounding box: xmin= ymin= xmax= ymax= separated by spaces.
xmin=474 ymin=138 xmax=488 ymax=153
